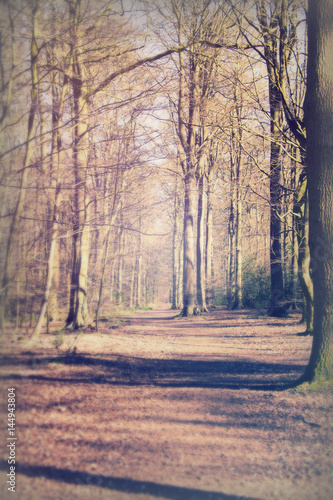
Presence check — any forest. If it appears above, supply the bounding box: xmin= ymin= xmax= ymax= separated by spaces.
xmin=0 ymin=0 xmax=331 ymax=381
xmin=0 ymin=1 xmax=332 ymax=499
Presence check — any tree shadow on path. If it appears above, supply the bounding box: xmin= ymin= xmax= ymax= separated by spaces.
xmin=1 ymin=355 xmax=304 ymax=390
xmin=0 ymin=460 xmax=258 ymax=500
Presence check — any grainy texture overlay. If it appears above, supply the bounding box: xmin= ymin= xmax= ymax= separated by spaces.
xmin=0 ymin=305 xmax=332 ymax=499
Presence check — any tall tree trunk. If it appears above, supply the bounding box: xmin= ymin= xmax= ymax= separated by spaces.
xmin=66 ymin=0 xmax=90 ymax=329
xmin=135 ymin=220 xmax=142 ymax=308
xmin=95 ymin=228 xmax=111 ymax=331
xmin=28 ymin=191 xmax=60 ymax=342
xmin=177 ymin=236 xmax=183 ymax=309
xmin=196 ymin=173 xmax=208 ymax=311
xmin=95 ymin=214 xmax=117 ymax=330
xmin=129 ymin=256 xmax=136 ymax=309
xmin=117 ymin=228 xmax=124 ymax=306
xmin=233 ymin=189 xmax=243 ymax=310
xmin=29 ymin=57 xmax=69 ymax=341
xmin=296 ymin=177 xmax=314 ymax=334
xmin=232 ymin=91 xmax=243 ymax=311
xmin=171 ymin=173 xmax=180 ymax=309
xmin=268 ymin=105 xmax=286 ymax=316
xmin=256 ymin=1 xmax=286 ymax=317
xmin=228 ymin=148 xmax=236 ymax=309
xmin=109 ymin=257 xmax=116 ymax=305
xmin=182 ymin=172 xmax=197 ymax=316
xmin=302 ymin=0 xmax=333 ymax=382
xmin=205 ymin=172 xmax=214 ymax=306
xmin=0 ymin=1 xmax=39 ymax=334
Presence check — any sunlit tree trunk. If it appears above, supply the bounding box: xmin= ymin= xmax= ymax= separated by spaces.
xmin=182 ymin=171 xmax=197 ymax=316
xmin=196 ymin=172 xmax=208 ymax=312
xmin=233 ymin=189 xmax=243 ymax=310
xmin=205 ymin=170 xmax=214 ymax=306
xmin=117 ymin=227 xmax=125 ymax=306
xmin=302 ymin=0 xmax=333 ymax=382
xmin=135 ymin=219 xmax=142 ymax=308
xmin=171 ymin=172 xmax=180 ymax=309
xmin=129 ymin=256 xmax=136 ymax=309
xmin=232 ymin=85 xmax=243 ymax=310
xmin=95 ymin=213 xmax=117 ymax=330
xmin=177 ymin=236 xmax=183 ymax=309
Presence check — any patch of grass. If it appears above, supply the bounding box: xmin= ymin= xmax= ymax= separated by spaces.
xmin=291 ymin=379 xmax=333 ymax=393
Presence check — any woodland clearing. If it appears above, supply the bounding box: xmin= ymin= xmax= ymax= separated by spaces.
xmin=0 ymin=304 xmax=332 ymax=500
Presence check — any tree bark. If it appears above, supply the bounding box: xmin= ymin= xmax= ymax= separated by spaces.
xmin=267 ymin=96 xmax=286 ymax=317
xmin=302 ymin=0 xmax=333 ymax=382
xmin=182 ymin=172 xmax=197 ymax=316
xmin=196 ymin=173 xmax=208 ymax=311
xmin=66 ymin=0 xmax=90 ymax=329
xmin=295 ymin=176 xmax=314 ymax=334
xmin=135 ymin=220 xmax=142 ymax=308
xmin=171 ymin=173 xmax=180 ymax=309
xmin=256 ymin=1 xmax=286 ymax=317
xmin=205 ymin=171 xmax=214 ymax=307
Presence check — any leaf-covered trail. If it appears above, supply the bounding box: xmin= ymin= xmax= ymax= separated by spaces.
xmin=0 ymin=305 xmax=332 ymax=499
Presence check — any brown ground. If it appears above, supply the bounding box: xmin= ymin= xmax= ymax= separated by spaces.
xmin=0 ymin=305 xmax=332 ymax=500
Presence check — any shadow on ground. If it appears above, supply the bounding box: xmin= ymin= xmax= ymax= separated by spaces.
xmin=0 ymin=354 xmax=304 ymax=390
xmin=0 ymin=460 xmax=257 ymax=500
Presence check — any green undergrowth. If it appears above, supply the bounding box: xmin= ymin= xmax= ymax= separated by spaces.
xmin=134 ymin=306 xmax=154 ymax=311
xmin=290 ymin=378 xmax=333 ymax=393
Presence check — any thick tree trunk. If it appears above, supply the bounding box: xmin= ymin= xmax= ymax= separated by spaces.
xmin=181 ymin=172 xmax=197 ymax=316
xmin=302 ymin=0 xmax=333 ymax=382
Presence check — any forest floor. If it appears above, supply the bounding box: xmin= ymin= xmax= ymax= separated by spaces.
xmin=0 ymin=304 xmax=332 ymax=500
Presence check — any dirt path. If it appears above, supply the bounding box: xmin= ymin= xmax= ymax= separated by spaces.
xmin=0 ymin=305 xmax=332 ymax=499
